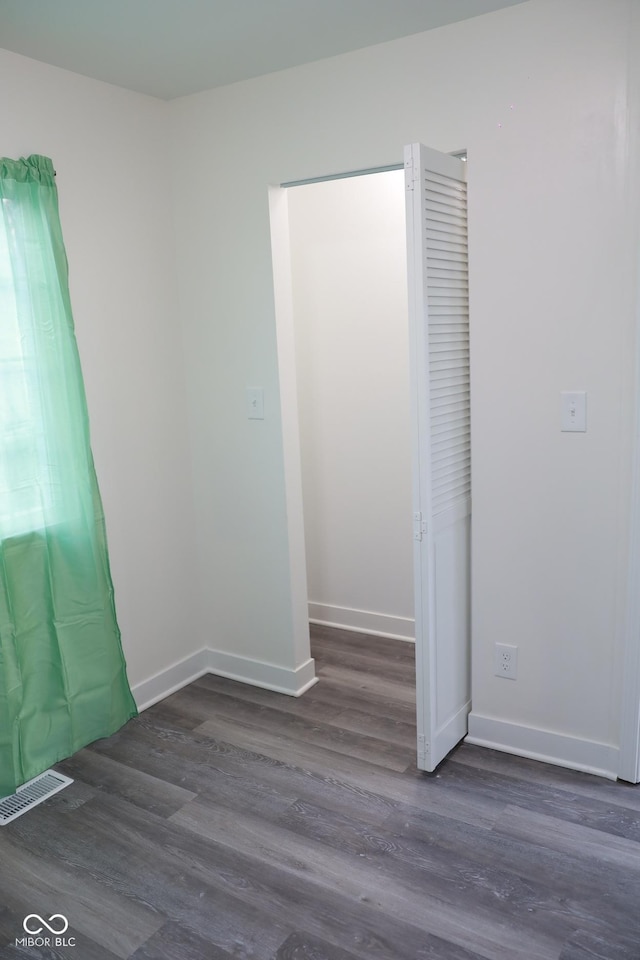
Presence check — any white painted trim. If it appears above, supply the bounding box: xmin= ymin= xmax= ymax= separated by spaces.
xmin=309 ymin=602 xmax=415 ymax=641
xmin=208 ymin=649 xmax=318 ymax=697
xmin=268 ymin=186 xmax=313 ymax=668
xmin=132 ymin=648 xmax=211 ymax=712
xmin=132 ymin=648 xmax=318 ymax=712
xmin=434 ymin=699 xmax=471 ymax=765
xmin=467 ymin=713 xmax=619 ymax=781
xmin=621 ymin=398 xmax=640 ymax=783
xmin=619 ymin=0 xmax=640 ymax=784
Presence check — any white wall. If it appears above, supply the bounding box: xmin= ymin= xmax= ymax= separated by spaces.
xmin=287 ymin=173 xmax=414 ymax=640
xmin=0 ymin=49 xmax=199 ymax=692
xmin=169 ymin=0 xmax=640 ymax=773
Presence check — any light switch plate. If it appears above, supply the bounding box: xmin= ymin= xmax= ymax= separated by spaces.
xmin=561 ymin=391 xmax=586 ymax=432
xmin=246 ymin=387 xmax=264 ymax=420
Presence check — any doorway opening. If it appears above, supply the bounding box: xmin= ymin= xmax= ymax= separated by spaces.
xmin=269 ymin=166 xmax=418 ymax=758
xmin=286 ymin=169 xmax=415 ymax=644
xmin=269 ymin=146 xmax=471 ymax=772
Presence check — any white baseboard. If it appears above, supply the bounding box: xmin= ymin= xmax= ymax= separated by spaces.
xmin=132 ymin=656 xmax=619 ymax=780
xmin=132 ymin=648 xmax=212 ymax=712
xmin=132 ymin=648 xmax=317 ymax=712
xmin=308 ymin=602 xmax=415 ymax=641
xmin=466 ymin=713 xmax=620 ymax=781
xmin=207 ymin=649 xmax=318 ymax=697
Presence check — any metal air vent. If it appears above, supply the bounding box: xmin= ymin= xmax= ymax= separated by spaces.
xmin=0 ymin=770 xmax=73 ymax=825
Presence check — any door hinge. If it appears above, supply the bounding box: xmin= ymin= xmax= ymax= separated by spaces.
xmin=413 ymin=511 xmax=427 ymax=541
xmin=417 ymin=734 xmax=430 ymax=765
xmin=405 ymin=158 xmax=417 ymax=191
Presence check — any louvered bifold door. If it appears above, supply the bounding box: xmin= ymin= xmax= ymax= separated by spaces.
xmin=405 ymin=143 xmax=471 ymax=772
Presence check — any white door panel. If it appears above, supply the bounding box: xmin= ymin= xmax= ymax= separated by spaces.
xmin=405 ymin=143 xmax=471 ymax=772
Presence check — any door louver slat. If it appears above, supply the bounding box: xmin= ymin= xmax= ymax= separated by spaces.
xmin=430 ymin=361 xmax=470 ymax=376
xmin=427 ymin=306 xmax=469 ymax=317
xmin=423 ymin=193 xmax=467 ymax=214
xmin=431 ymin=387 xmax=470 ymax=404
xmin=432 ymin=448 xmax=471 ymax=469
xmin=428 ymin=264 xmax=468 ymax=277
xmin=431 ymin=427 xmax=470 ymax=450
xmin=424 ymin=215 xmax=467 ymax=233
xmin=426 ymin=237 xmax=468 ymax=254
xmin=429 ymin=332 xmax=469 ymax=343
xmin=421 ymin=168 xmax=467 ymax=193
xmin=427 ymin=222 xmax=467 ymax=240
xmin=431 ymin=320 xmax=469 ymax=329
xmin=430 ymin=349 xmax=469 ymax=363
xmin=430 ymin=371 xmax=469 ymax=385
xmin=427 ymin=249 xmax=467 ymax=264
xmin=421 ymin=170 xmax=470 ymax=516
xmin=429 ymin=283 xmax=467 ymax=293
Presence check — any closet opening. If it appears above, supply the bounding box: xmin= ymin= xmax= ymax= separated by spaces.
xmin=270 ymin=166 xmax=418 ymax=759
xmin=270 ymin=146 xmax=471 ymax=772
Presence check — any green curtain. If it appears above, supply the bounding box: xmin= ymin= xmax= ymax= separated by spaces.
xmin=0 ymin=155 xmax=137 ymax=797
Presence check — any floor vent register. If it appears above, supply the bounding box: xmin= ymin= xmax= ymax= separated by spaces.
xmin=0 ymin=770 xmax=73 ymax=825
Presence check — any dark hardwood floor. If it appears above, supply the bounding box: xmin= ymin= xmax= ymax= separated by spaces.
xmin=1 ymin=624 xmax=639 ymax=959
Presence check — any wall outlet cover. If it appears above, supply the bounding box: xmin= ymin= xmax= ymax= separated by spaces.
xmin=494 ymin=642 xmax=518 ymax=679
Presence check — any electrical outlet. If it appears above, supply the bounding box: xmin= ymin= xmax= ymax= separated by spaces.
xmin=494 ymin=643 xmax=518 ymax=680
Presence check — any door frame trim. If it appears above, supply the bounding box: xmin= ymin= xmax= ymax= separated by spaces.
xmin=617 ymin=1 xmax=640 ymax=784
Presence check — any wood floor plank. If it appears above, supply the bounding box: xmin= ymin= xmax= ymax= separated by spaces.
xmin=162 ymin=679 xmax=418 ymax=751
xmin=161 ymin=684 xmax=414 ymax=771
xmin=91 ymin=712 xmax=398 ymax=828
xmin=37 ymin=777 xmax=97 ymax=813
xmin=313 ymin=663 xmax=416 ymax=705
xmin=0 ymin=905 xmax=21 ymax=948
xmin=274 ymin=931 xmax=374 ymax=960
xmin=27 ymin=790 xmax=482 ymax=960
xmin=493 ymin=803 xmax=640 ymax=872
xmin=442 ymin=756 xmax=640 ymax=842
xmin=129 ymin=921 xmax=236 ymax=960
xmin=171 ymin=795 xmax=560 ymax=960
xmin=559 ymin=928 xmax=640 ymax=960
xmin=4 ymin=793 xmax=289 ymax=960
xmin=274 ymin=929 xmax=489 ymax=960
xmin=193 ymin=714 xmax=499 ymax=828
xmin=453 ymin=742 xmax=640 ymax=813
xmin=277 ymin=797 xmax=580 ymax=943
xmin=57 ymin=748 xmax=197 ymax=818
xmin=384 ymin=796 xmax=640 ymax=941
xmin=0 ymin=833 xmax=163 ymax=959
xmin=194 ymin=670 xmax=417 ymax=725
xmin=311 ymin=644 xmax=416 ymax=683
xmin=310 ymin=625 xmax=416 ymax=662
xmin=330 ymin=706 xmax=416 ymax=750
xmin=286 ymin=794 xmax=611 ymax=949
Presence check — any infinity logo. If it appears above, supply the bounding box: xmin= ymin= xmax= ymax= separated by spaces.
xmin=23 ymin=915 xmax=69 ymax=935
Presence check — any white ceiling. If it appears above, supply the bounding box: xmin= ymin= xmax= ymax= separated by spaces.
xmin=0 ymin=0 xmax=528 ymax=100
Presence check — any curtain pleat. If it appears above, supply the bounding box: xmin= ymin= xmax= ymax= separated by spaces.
xmin=0 ymin=156 xmax=137 ymax=797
